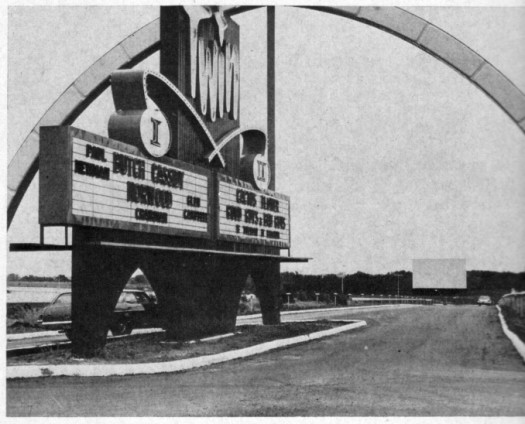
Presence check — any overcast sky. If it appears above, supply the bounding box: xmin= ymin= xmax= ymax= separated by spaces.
xmin=5 ymin=5 xmax=525 ymax=277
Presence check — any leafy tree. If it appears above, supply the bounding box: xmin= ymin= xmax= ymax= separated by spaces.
xmin=54 ymin=274 xmax=70 ymax=282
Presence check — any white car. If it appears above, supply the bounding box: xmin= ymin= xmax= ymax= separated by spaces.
xmin=477 ymin=295 xmax=492 ymax=306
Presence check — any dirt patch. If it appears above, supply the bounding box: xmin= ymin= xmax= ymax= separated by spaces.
xmin=7 ymin=321 xmax=350 ymax=366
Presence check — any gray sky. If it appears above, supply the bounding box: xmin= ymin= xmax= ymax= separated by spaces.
xmin=6 ymin=5 xmax=525 ymax=277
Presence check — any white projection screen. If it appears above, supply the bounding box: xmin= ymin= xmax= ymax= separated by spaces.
xmin=412 ymin=259 xmax=466 ymax=289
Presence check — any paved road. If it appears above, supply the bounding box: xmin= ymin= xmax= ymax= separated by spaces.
xmin=7 ymin=305 xmax=524 ymax=416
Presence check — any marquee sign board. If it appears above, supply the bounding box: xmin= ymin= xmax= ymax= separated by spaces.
xmin=39 ymin=126 xmax=290 ymax=248
xmin=38 ymin=7 xmax=291 ymax=250
xmin=217 ymin=174 xmax=290 ymax=248
xmin=32 ymin=6 xmax=300 ymax=356
xmin=39 ymin=126 xmax=211 ymax=239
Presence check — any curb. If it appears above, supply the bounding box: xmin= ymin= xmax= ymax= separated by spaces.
xmin=7 ymin=327 xmax=166 ymax=342
xmin=496 ymin=305 xmax=525 ymax=363
xmin=7 ymin=330 xmax=236 ymax=355
xmin=6 ymin=320 xmax=366 ymax=379
xmin=7 ymin=330 xmax=61 ymax=340
xmin=7 ymin=303 xmax=417 ymax=341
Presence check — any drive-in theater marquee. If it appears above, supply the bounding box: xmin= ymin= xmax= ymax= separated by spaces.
xmin=34 ymin=6 xmax=304 ymax=356
xmin=10 ymin=5 xmax=525 ymax=357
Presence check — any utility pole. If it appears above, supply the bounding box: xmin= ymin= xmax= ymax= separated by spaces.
xmin=337 ymin=272 xmax=345 ymax=294
xmin=394 ymin=273 xmax=401 ymax=297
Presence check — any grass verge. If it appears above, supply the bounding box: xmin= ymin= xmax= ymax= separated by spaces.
xmin=500 ymin=305 xmax=525 ymax=343
xmin=8 ymin=321 xmax=349 ymax=366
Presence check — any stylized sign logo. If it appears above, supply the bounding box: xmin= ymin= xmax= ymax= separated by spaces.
xmin=139 ymin=108 xmax=171 ymax=158
xmin=108 ymin=7 xmax=270 ymax=192
xmin=109 ymin=69 xmax=226 ymax=167
xmin=184 ymin=6 xmax=240 ymax=121
xmin=109 ymin=70 xmax=271 ymax=191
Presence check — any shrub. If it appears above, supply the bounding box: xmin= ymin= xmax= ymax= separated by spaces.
xmin=296 ymin=290 xmax=309 ymax=301
xmin=10 ymin=305 xmax=42 ymax=327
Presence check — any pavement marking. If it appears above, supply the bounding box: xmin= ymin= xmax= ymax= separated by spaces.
xmin=6 ymin=320 xmax=366 ymax=379
xmin=496 ymin=305 xmax=525 ymax=363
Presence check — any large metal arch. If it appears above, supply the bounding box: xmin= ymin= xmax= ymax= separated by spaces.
xmin=8 ymin=6 xmax=525 ymax=228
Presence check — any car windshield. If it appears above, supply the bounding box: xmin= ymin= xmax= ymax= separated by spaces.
xmin=54 ymin=293 xmax=72 ymax=304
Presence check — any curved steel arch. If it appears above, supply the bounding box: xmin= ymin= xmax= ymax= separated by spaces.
xmin=303 ymin=6 xmax=525 ymax=128
xmin=8 ymin=6 xmax=525 ymax=228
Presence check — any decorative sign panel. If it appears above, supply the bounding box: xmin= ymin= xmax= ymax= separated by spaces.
xmin=217 ymin=175 xmax=290 ymax=248
xmin=40 ymin=127 xmax=211 ymax=239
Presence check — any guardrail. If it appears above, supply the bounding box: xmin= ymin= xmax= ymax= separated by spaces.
xmin=350 ymin=297 xmax=433 ymax=306
xmin=498 ymin=292 xmax=525 ymax=317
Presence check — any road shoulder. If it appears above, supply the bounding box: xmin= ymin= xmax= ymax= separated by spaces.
xmin=496 ymin=305 xmax=525 ymax=362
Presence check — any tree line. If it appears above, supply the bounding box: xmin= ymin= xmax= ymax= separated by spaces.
xmin=280 ymin=270 xmax=525 ymax=298
xmin=7 ymin=274 xmax=70 ymax=282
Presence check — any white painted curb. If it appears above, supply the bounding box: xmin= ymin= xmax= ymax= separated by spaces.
xmin=7 ymin=330 xmax=61 ymax=340
xmin=496 ymin=305 xmax=525 ymax=363
xmin=6 ymin=320 xmax=366 ymax=379
xmin=7 ymin=327 xmax=165 ymax=342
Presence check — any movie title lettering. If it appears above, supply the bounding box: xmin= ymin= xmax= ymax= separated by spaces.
xmin=243 ymin=226 xmax=258 ymax=236
xmin=226 ymin=205 xmax=242 ymax=221
xmin=274 ymin=216 xmax=286 ymax=230
xmin=261 ymin=196 xmax=279 ymax=212
xmin=85 ymin=144 xmax=107 ymax=162
xmin=151 ymin=163 xmax=184 ymax=189
xmin=127 ymin=181 xmax=172 ymax=209
xmin=186 ymin=196 xmax=201 ymax=207
xmin=244 ymin=209 xmax=258 ymax=225
xmin=236 ymin=189 xmax=256 ymax=207
xmin=183 ymin=210 xmax=208 ymax=222
xmin=135 ymin=208 xmax=168 ymax=224
xmin=113 ymin=153 xmax=145 ymax=180
xmin=74 ymin=160 xmax=110 ymax=180
xmin=263 ymin=213 xmax=273 ymax=228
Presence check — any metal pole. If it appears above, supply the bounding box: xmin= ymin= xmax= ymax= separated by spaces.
xmin=267 ymin=6 xmax=276 ymax=191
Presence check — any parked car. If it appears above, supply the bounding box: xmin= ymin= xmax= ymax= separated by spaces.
xmin=477 ymin=295 xmax=493 ymax=306
xmin=37 ymin=289 xmax=158 ymax=339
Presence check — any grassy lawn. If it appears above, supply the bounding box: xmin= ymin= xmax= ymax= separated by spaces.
xmin=7 ymin=321 xmax=350 ymax=366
